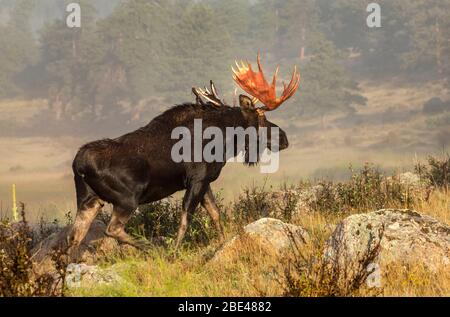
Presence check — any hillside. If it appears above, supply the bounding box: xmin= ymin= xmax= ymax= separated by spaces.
xmin=2 ymin=161 xmax=449 ymax=297
xmin=0 ymin=79 xmax=449 ymax=219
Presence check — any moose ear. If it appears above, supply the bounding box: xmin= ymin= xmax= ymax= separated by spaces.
xmin=239 ymin=95 xmax=255 ymax=112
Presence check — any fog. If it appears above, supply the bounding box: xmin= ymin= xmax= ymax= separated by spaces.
xmin=0 ymin=0 xmax=449 ymax=216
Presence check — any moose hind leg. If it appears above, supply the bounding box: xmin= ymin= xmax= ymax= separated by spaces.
xmin=201 ymin=186 xmax=225 ymax=243
xmin=69 ymin=197 xmax=103 ymax=254
xmin=106 ymin=205 xmax=149 ymax=250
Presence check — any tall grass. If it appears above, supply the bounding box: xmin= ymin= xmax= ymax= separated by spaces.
xmin=2 ymin=155 xmax=449 ymax=297
xmin=68 ymin=184 xmax=450 ymax=297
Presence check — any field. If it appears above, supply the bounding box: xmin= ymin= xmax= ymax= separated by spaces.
xmin=0 ymin=80 xmax=449 ymax=298
xmin=65 ymin=185 xmax=450 ymax=297
xmin=1 ymin=155 xmax=449 ymax=297
xmin=1 ymin=79 xmax=449 ymax=220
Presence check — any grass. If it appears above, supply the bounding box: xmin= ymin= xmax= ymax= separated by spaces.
xmin=2 ymin=184 xmax=448 ymax=297
xmin=0 ymin=203 xmax=67 ymax=297
xmin=377 ymin=262 xmax=450 ymax=297
xmin=1 ymin=154 xmax=449 ymax=297
xmin=67 ymin=189 xmax=449 ymax=297
xmin=2 ymin=77 xmax=450 ymax=297
xmin=68 ymin=248 xmax=264 ymax=297
xmin=1 ymin=78 xmax=449 ymax=214
xmin=65 ymin=161 xmax=449 ymax=297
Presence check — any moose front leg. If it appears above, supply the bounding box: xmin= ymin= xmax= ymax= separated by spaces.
xmin=175 ymin=182 xmax=208 ymax=251
xmin=201 ymin=186 xmax=225 ymax=243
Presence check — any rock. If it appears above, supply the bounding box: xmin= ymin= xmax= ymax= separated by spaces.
xmin=267 ymin=189 xmax=302 ymax=216
xmin=387 ymin=172 xmax=431 ymax=199
xmin=396 ymin=172 xmax=421 ymax=186
xmin=324 ymin=209 xmax=450 ymax=290
xmin=65 ymin=263 xmax=123 ymax=289
xmin=211 ymin=218 xmax=309 ymax=296
xmin=213 ymin=218 xmax=309 ymax=263
xmin=269 ymin=185 xmax=334 ymax=215
xmin=30 ymin=219 xmax=134 ymax=277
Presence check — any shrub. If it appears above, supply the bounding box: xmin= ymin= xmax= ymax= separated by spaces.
xmin=232 ymin=184 xmax=274 ymax=224
xmin=231 ymin=164 xmax=416 ymax=219
xmin=0 ymin=204 xmax=66 ymax=297
xmin=415 ymin=154 xmax=450 ymax=190
xmin=232 ymin=183 xmax=300 ymax=224
xmin=126 ymin=196 xmax=223 ymax=248
xmin=280 ymin=226 xmax=383 ymax=297
xmin=308 ymin=163 xmax=414 ymax=213
xmin=308 ymin=181 xmax=341 ymax=214
xmin=339 ymin=163 xmax=412 ymax=210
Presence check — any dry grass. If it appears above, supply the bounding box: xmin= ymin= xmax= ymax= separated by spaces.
xmin=376 ymin=262 xmax=450 ymax=297
xmin=1 ymin=185 xmax=446 ymax=297
xmin=415 ymin=189 xmax=449 ymax=224
xmin=66 ymin=184 xmax=449 ymax=297
xmin=283 ymin=193 xmax=449 ymax=297
xmin=1 ymin=79 xmax=449 ymax=213
xmin=1 ymin=79 xmax=450 ymax=297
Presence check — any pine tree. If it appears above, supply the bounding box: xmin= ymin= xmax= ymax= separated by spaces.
xmin=398 ymin=0 xmax=450 ymax=76
xmin=0 ymin=0 xmax=37 ymax=97
xmin=97 ymin=0 xmax=181 ymax=102
xmin=168 ymin=1 xmax=234 ymax=101
xmin=38 ymin=0 xmax=105 ymax=120
xmin=296 ymin=34 xmax=366 ymax=124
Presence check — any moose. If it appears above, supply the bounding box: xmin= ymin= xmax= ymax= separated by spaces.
xmin=68 ymin=54 xmax=300 ymax=254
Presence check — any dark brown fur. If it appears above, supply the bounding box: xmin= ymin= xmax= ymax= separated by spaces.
xmin=68 ymin=96 xmax=288 ymax=255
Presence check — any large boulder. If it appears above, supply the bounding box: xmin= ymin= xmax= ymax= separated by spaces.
xmin=323 ymin=209 xmax=450 ymax=290
xmin=211 ymin=218 xmax=310 ymax=296
xmin=213 ymin=217 xmax=309 ymax=263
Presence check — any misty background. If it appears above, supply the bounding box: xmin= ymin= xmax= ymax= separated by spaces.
xmin=0 ymin=0 xmax=449 ymax=217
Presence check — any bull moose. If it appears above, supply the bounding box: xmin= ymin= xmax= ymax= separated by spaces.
xmin=68 ymin=54 xmax=300 ymax=253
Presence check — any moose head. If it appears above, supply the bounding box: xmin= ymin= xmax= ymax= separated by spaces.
xmin=233 ymin=53 xmax=300 ymax=151
xmin=193 ymin=53 xmax=300 ymax=155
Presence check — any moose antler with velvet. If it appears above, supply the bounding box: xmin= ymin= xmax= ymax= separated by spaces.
xmin=232 ymin=53 xmax=300 ymax=114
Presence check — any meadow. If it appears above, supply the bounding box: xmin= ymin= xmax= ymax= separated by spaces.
xmin=1 ymin=79 xmax=449 ymax=220
xmin=0 ymin=79 xmax=449 ymax=297
xmin=1 ymin=155 xmax=449 ymax=297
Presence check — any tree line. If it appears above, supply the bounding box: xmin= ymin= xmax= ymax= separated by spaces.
xmin=0 ymin=0 xmax=449 ymax=131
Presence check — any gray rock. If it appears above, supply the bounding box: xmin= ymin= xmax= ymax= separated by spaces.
xmin=269 ymin=185 xmax=330 ymax=215
xmin=396 ymin=172 xmax=422 ymax=186
xmin=210 ymin=218 xmax=310 ymax=296
xmin=324 ymin=209 xmax=450 ymax=289
xmin=66 ymin=263 xmax=123 ymax=289
xmin=213 ymin=217 xmax=309 ymax=263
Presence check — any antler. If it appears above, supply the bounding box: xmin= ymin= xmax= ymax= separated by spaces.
xmin=192 ymin=81 xmax=224 ymax=108
xmin=232 ymin=53 xmax=300 ymax=112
